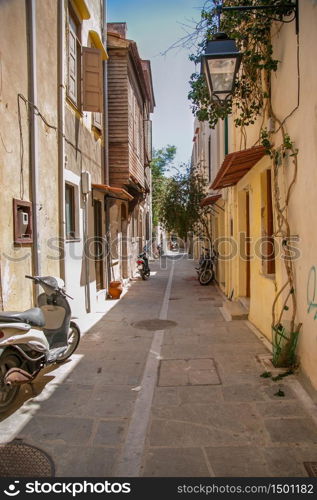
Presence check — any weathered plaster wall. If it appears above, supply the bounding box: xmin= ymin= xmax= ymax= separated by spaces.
xmin=0 ymin=0 xmax=60 ymax=310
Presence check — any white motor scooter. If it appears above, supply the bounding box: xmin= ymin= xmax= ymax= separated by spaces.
xmin=0 ymin=275 xmax=80 ymax=413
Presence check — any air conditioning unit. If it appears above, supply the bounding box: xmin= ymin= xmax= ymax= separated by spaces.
xmin=17 ymin=210 xmax=29 ymax=238
xmin=81 ymin=171 xmax=91 ymax=194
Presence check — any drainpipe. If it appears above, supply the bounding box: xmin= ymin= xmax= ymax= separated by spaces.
xmin=83 ymin=194 xmax=91 ymax=313
xmin=102 ymin=0 xmax=111 ymax=289
xmin=27 ymin=0 xmax=41 ymax=301
xmin=102 ymin=1 xmax=109 ymax=186
xmin=58 ymin=0 xmax=66 ymax=282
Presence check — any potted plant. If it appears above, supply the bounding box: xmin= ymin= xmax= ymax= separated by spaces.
xmin=108 ymin=280 xmax=123 ymax=299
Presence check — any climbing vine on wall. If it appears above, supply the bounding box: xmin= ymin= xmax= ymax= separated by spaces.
xmin=188 ymin=0 xmax=295 ymax=130
xmin=260 ymin=129 xmax=301 ymax=367
xmin=189 ymin=0 xmax=301 ymax=367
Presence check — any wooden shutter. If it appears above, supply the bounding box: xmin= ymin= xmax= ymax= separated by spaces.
xmin=92 ymin=112 xmax=103 ymax=131
xmin=144 ymin=119 xmax=152 ymax=161
xmin=68 ymin=18 xmax=77 ymax=103
xmin=82 ymin=47 xmax=103 ymax=112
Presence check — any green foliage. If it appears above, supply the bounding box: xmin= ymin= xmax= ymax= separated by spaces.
xmin=158 ymin=166 xmax=214 ymax=240
xmin=151 ymin=146 xmax=177 ymax=227
xmin=188 ymin=0 xmax=296 ymax=128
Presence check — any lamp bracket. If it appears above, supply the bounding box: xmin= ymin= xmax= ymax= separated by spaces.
xmin=216 ymin=1 xmax=298 ymax=34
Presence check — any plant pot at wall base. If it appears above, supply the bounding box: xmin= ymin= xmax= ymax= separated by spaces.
xmin=108 ymin=281 xmax=123 ymax=299
xmin=272 ymin=321 xmax=302 ymax=368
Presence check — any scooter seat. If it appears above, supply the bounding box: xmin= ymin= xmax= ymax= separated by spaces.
xmin=0 ymin=307 xmax=45 ymax=327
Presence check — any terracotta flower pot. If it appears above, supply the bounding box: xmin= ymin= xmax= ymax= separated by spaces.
xmin=108 ymin=280 xmax=123 ymax=299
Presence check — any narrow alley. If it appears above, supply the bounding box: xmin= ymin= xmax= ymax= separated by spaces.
xmin=1 ymin=255 xmax=317 ymax=477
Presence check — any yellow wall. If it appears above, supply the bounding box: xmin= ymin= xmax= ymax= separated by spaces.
xmin=221 ymin=2 xmax=317 ymax=390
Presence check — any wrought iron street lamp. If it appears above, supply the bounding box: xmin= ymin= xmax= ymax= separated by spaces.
xmin=201 ymin=32 xmax=242 ymax=105
xmin=201 ymin=1 xmax=298 ymax=104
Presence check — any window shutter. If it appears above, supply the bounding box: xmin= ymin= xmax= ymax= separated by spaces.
xmin=82 ymin=47 xmax=103 ymax=112
xmin=92 ymin=112 xmax=103 ymax=131
xmin=144 ymin=119 xmax=152 ymax=161
xmin=68 ymin=20 xmax=77 ymax=103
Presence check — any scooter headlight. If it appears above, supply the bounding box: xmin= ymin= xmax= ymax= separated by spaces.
xmin=55 ymin=277 xmax=65 ymax=289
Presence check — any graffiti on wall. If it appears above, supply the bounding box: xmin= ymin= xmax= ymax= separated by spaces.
xmin=307 ymin=266 xmax=317 ymax=320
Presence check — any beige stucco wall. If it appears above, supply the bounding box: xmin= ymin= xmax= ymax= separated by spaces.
xmin=0 ymin=0 xmax=60 ymax=311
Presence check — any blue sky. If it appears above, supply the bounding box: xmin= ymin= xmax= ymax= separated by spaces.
xmin=108 ymin=0 xmax=204 ymax=166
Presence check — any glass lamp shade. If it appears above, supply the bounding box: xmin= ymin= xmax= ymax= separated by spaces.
xmin=202 ymin=35 xmax=242 ymax=103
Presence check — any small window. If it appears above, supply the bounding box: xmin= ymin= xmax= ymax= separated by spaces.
xmin=67 ymin=6 xmax=81 ymax=108
xmin=13 ymin=199 xmax=33 ymax=245
xmin=92 ymin=112 xmax=103 ymax=132
xmin=65 ymin=184 xmax=76 ymax=239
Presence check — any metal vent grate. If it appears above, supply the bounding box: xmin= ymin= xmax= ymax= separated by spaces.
xmin=304 ymin=462 xmax=317 ymax=477
xmin=0 ymin=440 xmax=55 ymax=477
xmin=132 ymin=319 xmax=177 ymax=331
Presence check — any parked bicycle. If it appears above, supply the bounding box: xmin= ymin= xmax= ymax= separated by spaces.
xmin=195 ymin=246 xmax=217 ymax=286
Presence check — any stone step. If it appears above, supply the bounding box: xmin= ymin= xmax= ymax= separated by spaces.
xmin=238 ymin=296 xmax=250 ymax=313
xmin=222 ymin=299 xmax=249 ymax=320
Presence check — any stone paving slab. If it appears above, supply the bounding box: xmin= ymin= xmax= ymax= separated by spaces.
xmin=38 ymin=443 xmax=117 ymax=477
xmin=142 ymin=447 xmax=210 ymax=477
xmin=2 ymin=256 xmax=317 ymax=477
xmin=264 ymin=418 xmax=317 ymax=444
xmin=255 ymin=400 xmax=309 ymax=418
xmin=204 ymin=446 xmax=270 ymax=477
xmin=158 ymin=358 xmax=221 ymax=386
xmin=94 ymin=420 xmax=127 ymax=446
xmin=19 ymin=415 xmax=94 ymax=444
xmin=148 ymin=417 xmax=267 ymax=447
xmin=161 ymin=344 xmax=216 ymax=359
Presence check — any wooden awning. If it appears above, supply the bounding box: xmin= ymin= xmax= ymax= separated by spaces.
xmin=92 ymin=184 xmax=133 ymax=201
xmin=200 ymin=194 xmax=222 ymax=207
xmin=210 ymin=146 xmax=266 ymax=190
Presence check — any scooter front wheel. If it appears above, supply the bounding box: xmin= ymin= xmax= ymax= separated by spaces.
xmin=142 ymin=270 xmax=150 ymax=280
xmin=199 ymin=268 xmax=214 ymax=286
xmin=56 ymin=322 xmax=80 ymax=363
xmin=0 ymin=349 xmax=21 ymax=414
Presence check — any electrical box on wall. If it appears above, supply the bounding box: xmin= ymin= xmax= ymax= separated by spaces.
xmin=13 ymin=199 xmax=33 ymax=244
xmin=81 ymin=171 xmax=91 ymax=194
xmin=17 ymin=210 xmax=29 ymax=237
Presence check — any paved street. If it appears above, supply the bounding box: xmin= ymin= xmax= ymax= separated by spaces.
xmin=1 ymin=255 xmax=317 ymax=477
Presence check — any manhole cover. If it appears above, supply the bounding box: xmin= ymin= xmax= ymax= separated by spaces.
xmin=132 ymin=319 xmax=177 ymax=331
xmin=169 ymin=297 xmax=180 ymax=301
xmin=0 ymin=440 xmax=55 ymax=477
xmin=304 ymin=462 xmax=317 ymax=477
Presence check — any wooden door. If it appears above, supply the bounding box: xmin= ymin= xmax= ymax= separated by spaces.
xmin=94 ymin=200 xmax=103 ymax=291
xmin=246 ymin=192 xmax=251 ymax=298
